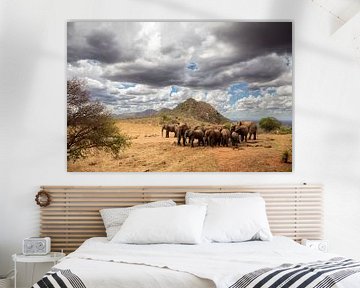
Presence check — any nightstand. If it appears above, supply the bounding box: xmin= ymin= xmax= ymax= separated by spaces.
xmin=301 ymin=239 xmax=328 ymax=252
xmin=12 ymin=252 xmax=65 ymax=288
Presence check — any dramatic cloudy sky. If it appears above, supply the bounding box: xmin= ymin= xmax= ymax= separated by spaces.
xmin=67 ymin=21 xmax=292 ymax=121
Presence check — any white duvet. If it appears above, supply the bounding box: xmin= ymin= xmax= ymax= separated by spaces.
xmin=54 ymin=237 xmax=360 ymax=288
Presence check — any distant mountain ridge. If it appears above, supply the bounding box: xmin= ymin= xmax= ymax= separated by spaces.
xmin=115 ymin=98 xmax=230 ymax=124
xmin=115 ymin=109 xmax=158 ymax=119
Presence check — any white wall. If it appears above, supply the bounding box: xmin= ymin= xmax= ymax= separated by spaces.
xmin=1 ymin=0 xmax=360 ymax=285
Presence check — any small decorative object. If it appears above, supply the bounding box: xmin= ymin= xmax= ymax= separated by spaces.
xmin=35 ymin=190 xmax=51 ymax=207
xmin=22 ymin=237 xmax=51 ymax=255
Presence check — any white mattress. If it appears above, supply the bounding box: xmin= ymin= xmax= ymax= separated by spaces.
xmin=53 ymin=236 xmax=360 ymax=288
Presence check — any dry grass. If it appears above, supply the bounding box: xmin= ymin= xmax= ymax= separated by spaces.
xmin=68 ymin=118 xmax=292 ymax=172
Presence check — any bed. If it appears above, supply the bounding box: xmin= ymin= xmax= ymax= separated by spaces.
xmin=33 ymin=185 xmax=360 ymax=288
xmin=33 ymin=236 xmax=360 ymax=288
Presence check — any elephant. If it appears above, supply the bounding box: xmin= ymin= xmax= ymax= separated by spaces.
xmin=184 ymin=129 xmax=191 ymax=143
xmin=220 ymin=128 xmax=230 ymax=147
xmin=237 ymin=125 xmax=249 ymax=142
xmin=185 ymin=129 xmax=205 ymax=147
xmin=176 ymin=123 xmax=190 ymax=146
xmin=239 ymin=121 xmax=257 ymax=140
xmin=184 ymin=128 xmax=197 ymax=144
xmin=161 ymin=124 xmax=178 ymax=138
xmin=230 ymin=125 xmax=248 ymax=142
xmin=231 ymin=131 xmax=240 ymax=146
xmin=204 ymin=129 xmax=211 ymax=146
xmin=205 ymin=129 xmax=221 ymax=147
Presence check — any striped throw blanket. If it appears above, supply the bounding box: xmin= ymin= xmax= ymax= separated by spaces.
xmin=229 ymin=258 xmax=360 ymax=288
xmin=32 ymin=268 xmax=86 ymax=288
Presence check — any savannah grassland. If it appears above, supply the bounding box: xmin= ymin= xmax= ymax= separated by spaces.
xmin=68 ymin=117 xmax=292 ymax=172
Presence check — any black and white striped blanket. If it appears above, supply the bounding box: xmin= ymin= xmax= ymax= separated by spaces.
xmin=229 ymin=257 xmax=360 ymax=288
xmin=32 ymin=268 xmax=86 ymax=288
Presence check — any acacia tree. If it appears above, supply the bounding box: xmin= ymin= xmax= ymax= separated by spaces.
xmin=67 ymin=78 xmax=130 ymax=161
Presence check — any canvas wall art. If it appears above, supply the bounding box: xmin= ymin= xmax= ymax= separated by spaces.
xmin=67 ymin=21 xmax=292 ymax=172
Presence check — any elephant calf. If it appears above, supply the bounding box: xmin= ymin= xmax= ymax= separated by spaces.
xmin=231 ymin=124 xmax=248 ymax=142
xmin=231 ymin=131 xmax=240 ymax=146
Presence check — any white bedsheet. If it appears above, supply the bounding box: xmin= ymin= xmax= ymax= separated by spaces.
xmin=55 ymin=237 xmax=360 ymax=288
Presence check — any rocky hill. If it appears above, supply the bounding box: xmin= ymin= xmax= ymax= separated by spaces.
xmin=169 ymin=98 xmax=229 ymax=124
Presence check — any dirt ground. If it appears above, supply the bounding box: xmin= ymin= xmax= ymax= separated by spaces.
xmin=68 ymin=118 xmax=292 ymax=172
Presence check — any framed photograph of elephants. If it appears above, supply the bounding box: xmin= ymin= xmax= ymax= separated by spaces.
xmin=67 ymin=21 xmax=293 ymax=172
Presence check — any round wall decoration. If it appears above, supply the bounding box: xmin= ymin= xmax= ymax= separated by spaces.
xmin=35 ymin=190 xmax=51 ymax=207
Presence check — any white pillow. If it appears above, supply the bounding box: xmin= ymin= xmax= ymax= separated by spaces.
xmin=202 ymin=197 xmax=272 ymax=243
xmin=111 ymin=205 xmax=207 ymax=244
xmin=186 ymin=192 xmax=259 ymax=204
xmin=100 ymin=200 xmax=176 ymax=240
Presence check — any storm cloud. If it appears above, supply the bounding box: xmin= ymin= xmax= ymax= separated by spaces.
xmin=67 ymin=21 xmax=293 ymax=120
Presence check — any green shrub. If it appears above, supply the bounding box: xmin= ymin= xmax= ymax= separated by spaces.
xmin=279 ymin=126 xmax=292 ymax=134
xmin=160 ymin=114 xmax=171 ymax=124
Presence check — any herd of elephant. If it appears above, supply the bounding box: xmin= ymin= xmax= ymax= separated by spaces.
xmin=161 ymin=121 xmax=257 ymax=147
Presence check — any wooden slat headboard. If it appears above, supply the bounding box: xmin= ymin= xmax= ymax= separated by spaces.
xmin=39 ymin=185 xmax=323 ymax=253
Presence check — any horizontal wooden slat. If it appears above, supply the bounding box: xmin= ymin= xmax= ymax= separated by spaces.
xmin=41 ymin=229 xmax=106 ymax=233
xmin=39 ymin=185 xmax=323 ymax=253
xmin=41 ymin=225 xmax=104 ymax=229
